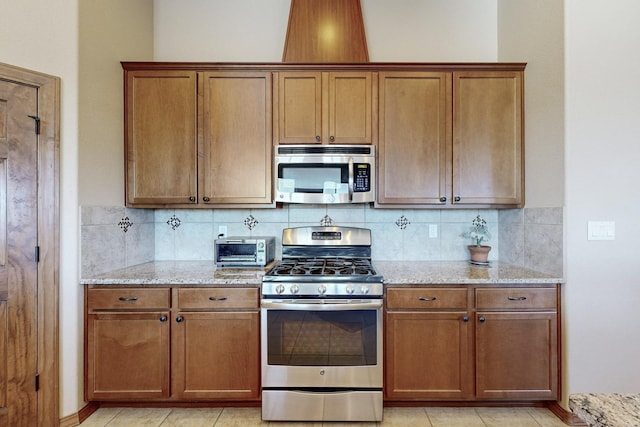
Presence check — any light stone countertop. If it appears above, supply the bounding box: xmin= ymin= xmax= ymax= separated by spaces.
xmin=569 ymin=393 xmax=640 ymax=426
xmin=81 ymin=260 xmax=562 ymax=287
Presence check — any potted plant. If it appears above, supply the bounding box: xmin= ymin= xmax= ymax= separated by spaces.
xmin=462 ymin=215 xmax=491 ymax=263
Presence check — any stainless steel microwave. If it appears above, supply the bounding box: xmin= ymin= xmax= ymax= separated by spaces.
xmin=274 ymin=145 xmax=375 ymax=204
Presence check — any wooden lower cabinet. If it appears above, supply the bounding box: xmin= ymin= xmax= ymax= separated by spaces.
xmin=384 ymin=285 xmax=559 ymax=402
xmin=86 ymin=312 xmax=171 ymax=400
xmin=85 ymin=286 xmax=260 ymax=402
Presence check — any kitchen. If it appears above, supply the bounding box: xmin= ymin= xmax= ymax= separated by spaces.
xmin=2 ymin=0 xmax=640 ymax=425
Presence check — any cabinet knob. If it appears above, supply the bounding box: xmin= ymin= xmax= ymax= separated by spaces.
xmin=479 ymin=316 xmax=486 ymax=323
xmin=329 ymin=136 xmax=335 ymax=142
xmin=315 ymin=135 xmax=321 ymax=141
xmin=454 ymin=196 xmax=461 ymax=202
xmin=176 ymin=316 xmax=184 ymax=323
xmin=462 ymin=316 xmax=469 ymax=322
xmin=202 ymin=196 xmax=210 ymax=202
xmin=189 ymin=196 xmax=196 ymax=203
xmin=439 ymin=196 xmax=447 ymax=203
xmin=159 ymin=315 xmax=167 ymax=322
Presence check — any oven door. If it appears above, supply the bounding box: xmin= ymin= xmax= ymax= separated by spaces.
xmin=261 ymin=298 xmax=382 ymax=388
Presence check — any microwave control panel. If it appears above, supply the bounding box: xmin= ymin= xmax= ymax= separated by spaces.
xmin=354 ymin=163 xmax=371 ymax=192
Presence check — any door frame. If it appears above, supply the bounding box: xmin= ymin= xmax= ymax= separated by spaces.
xmin=0 ymin=62 xmax=60 ymax=426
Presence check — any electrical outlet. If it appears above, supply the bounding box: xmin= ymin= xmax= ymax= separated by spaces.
xmin=218 ymin=225 xmax=227 ymax=238
xmin=429 ymin=224 xmax=438 ymax=238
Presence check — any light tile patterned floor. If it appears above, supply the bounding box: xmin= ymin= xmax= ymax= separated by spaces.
xmin=79 ymin=406 xmax=570 ymax=426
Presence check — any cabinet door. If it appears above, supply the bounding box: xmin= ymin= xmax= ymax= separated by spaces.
xmin=86 ymin=312 xmax=170 ymax=400
xmin=328 ymin=72 xmax=374 ymax=144
xmin=201 ymin=72 xmax=272 ymax=204
xmin=274 ymin=72 xmax=322 ymax=144
xmin=377 ymin=72 xmax=451 ymax=205
xmin=125 ymin=71 xmax=198 ymax=205
xmin=475 ymin=312 xmax=558 ymax=400
xmin=385 ymin=311 xmax=471 ymax=400
xmin=173 ymin=311 xmax=260 ymax=400
xmin=453 ymin=72 xmax=523 ymax=206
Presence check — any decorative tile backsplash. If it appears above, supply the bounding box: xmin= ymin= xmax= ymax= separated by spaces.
xmin=80 ymin=205 xmax=564 ymax=278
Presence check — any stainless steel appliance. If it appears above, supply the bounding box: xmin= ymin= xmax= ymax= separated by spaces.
xmin=214 ymin=236 xmax=275 ymax=267
xmin=261 ymin=226 xmax=383 ymax=422
xmin=274 ymin=144 xmax=375 ymax=204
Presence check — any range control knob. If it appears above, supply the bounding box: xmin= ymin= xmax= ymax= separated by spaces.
xmin=318 ymin=284 xmax=327 ymax=295
xmin=290 ymin=284 xmax=300 ymax=294
xmin=360 ymin=286 xmax=370 ymax=295
xmin=275 ymin=284 xmax=285 ymax=294
xmin=346 ymin=285 xmax=355 ymax=295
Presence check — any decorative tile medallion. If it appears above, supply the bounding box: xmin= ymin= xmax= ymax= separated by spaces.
xmin=244 ymin=214 xmax=258 ymax=230
xmin=320 ymin=215 xmax=334 ymax=226
xmin=167 ymin=215 xmax=181 ymax=230
xmin=395 ymin=215 xmax=410 ymax=230
xmin=118 ymin=216 xmax=132 ymax=233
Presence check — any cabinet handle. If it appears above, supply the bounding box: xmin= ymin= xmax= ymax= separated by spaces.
xmin=418 ymin=296 xmax=437 ymax=301
xmin=118 ymin=297 xmax=138 ymax=302
xmin=315 ymin=135 xmax=321 ymax=141
xmin=329 ymin=136 xmax=335 ymax=142
xmin=507 ymin=296 xmax=527 ymax=301
xmin=189 ymin=196 xmax=196 ymax=202
xmin=454 ymin=196 xmax=461 ymax=202
xmin=159 ymin=315 xmax=167 ymax=322
xmin=208 ymin=296 xmax=228 ymax=301
xmin=462 ymin=316 xmax=469 ymax=322
xmin=439 ymin=196 xmax=447 ymax=203
xmin=479 ymin=316 xmax=486 ymax=323
xmin=176 ymin=316 xmax=184 ymax=323
xmin=202 ymin=196 xmax=210 ymax=202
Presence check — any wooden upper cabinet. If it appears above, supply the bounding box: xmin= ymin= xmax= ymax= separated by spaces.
xmin=201 ymin=71 xmax=272 ymax=204
xmin=126 ymin=70 xmax=198 ymax=205
xmin=274 ymin=71 xmax=374 ymax=144
xmin=453 ymin=71 xmax=524 ymax=206
xmin=377 ymin=72 xmax=451 ymax=205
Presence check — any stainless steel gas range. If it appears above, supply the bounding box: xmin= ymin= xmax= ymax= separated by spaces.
xmin=260 ymin=226 xmax=384 ymax=422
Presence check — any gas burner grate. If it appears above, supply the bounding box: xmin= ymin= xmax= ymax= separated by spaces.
xmin=268 ymin=257 xmax=377 ymax=277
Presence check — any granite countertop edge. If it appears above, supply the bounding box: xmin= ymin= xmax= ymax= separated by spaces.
xmin=81 ymin=260 xmax=563 ymax=287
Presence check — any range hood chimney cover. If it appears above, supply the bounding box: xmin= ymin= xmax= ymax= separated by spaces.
xmin=282 ymin=0 xmax=369 ymax=62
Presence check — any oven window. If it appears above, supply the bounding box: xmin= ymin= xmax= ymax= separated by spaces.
xmin=266 ymin=309 xmax=378 ymax=366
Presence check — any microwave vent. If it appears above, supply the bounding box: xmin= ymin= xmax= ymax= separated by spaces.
xmin=277 ymin=146 xmax=373 ymax=155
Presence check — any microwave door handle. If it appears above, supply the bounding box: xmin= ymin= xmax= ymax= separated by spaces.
xmin=348 ymin=157 xmax=354 ymax=202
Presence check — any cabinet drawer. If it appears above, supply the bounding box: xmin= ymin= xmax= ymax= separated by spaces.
xmin=386 ymin=288 xmax=468 ymax=310
xmin=177 ymin=288 xmax=258 ymax=310
xmin=87 ymin=288 xmax=171 ymax=311
xmin=475 ymin=288 xmax=557 ymax=310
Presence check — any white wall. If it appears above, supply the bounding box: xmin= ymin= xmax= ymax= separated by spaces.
xmin=565 ymin=0 xmax=640 ymax=396
xmin=154 ymin=0 xmax=498 ymax=62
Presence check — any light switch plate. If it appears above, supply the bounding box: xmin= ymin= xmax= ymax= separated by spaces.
xmin=429 ymin=224 xmax=438 ymax=238
xmin=587 ymin=221 xmax=615 ymax=240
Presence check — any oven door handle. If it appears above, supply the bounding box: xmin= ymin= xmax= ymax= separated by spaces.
xmin=261 ymin=299 xmax=382 ymax=311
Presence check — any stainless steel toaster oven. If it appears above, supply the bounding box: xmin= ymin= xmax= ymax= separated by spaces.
xmin=215 ymin=237 xmax=276 ymax=267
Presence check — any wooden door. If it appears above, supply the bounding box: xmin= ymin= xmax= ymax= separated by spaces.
xmin=377 ymin=72 xmax=451 ymax=206
xmin=0 ymin=80 xmax=39 ymax=426
xmin=385 ymin=311 xmax=471 ymax=400
xmin=125 ymin=70 xmax=198 ymax=205
xmin=475 ymin=312 xmax=558 ymax=400
xmin=201 ymin=72 xmax=272 ymax=204
xmin=86 ymin=312 xmax=170 ymax=400
xmin=453 ymin=72 xmax=524 ymax=206
xmin=327 ymin=72 xmax=374 ymax=144
xmin=274 ymin=72 xmax=322 ymax=144
xmin=173 ymin=311 xmax=260 ymax=400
